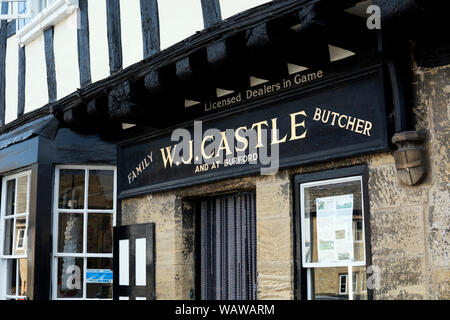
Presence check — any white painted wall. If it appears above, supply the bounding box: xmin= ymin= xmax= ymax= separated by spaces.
xmin=120 ymin=0 xmax=143 ymax=68
xmin=24 ymin=35 xmax=49 ymax=114
xmin=54 ymin=12 xmax=80 ymax=100
xmin=220 ymin=0 xmax=272 ymax=19
xmin=88 ymin=0 xmax=110 ymax=82
xmin=158 ymin=0 xmax=203 ymax=50
xmin=5 ymin=35 xmax=18 ymax=124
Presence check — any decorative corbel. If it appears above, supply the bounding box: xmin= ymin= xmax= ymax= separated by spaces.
xmin=392 ymin=131 xmax=426 ymax=186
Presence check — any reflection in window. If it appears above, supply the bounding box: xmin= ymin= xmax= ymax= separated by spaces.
xmin=53 ymin=166 xmax=116 ymax=300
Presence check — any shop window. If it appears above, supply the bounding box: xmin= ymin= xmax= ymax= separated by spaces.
xmin=52 ymin=166 xmax=116 ymax=300
xmin=0 ymin=171 xmax=31 ymax=300
xmin=198 ymin=192 xmax=257 ymax=300
xmin=294 ymin=166 xmax=371 ymax=300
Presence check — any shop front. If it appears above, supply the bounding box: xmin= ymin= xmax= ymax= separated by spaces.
xmin=113 ymin=52 xmax=392 ymax=300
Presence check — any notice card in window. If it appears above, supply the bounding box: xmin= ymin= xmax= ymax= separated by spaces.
xmin=316 ymin=194 xmax=354 ymax=264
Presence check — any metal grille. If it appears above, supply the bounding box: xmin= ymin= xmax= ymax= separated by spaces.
xmin=200 ymin=192 xmax=257 ymax=300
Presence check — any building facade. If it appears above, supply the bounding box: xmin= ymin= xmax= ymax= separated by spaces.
xmin=0 ymin=0 xmax=448 ymax=300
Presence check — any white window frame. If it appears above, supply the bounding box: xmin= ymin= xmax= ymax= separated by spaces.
xmin=51 ymin=165 xmax=117 ymax=300
xmin=15 ymin=228 xmax=26 ymax=250
xmin=0 ymin=170 xmax=31 ymax=300
xmin=300 ymin=176 xmax=366 ymax=268
xmin=301 ymin=175 xmax=367 ymax=301
xmin=1 ymin=0 xmax=79 ymax=46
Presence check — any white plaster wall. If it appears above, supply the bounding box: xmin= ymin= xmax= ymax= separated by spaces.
xmin=24 ymin=35 xmax=48 ymax=113
xmin=88 ymin=0 xmax=110 ymax=82
xmin=54 ymin=12 xmax=80 ymax=100
xmin=120 ymin=0 xmax=143 ymax=68
xmin=5 ymin=35 xmax=18 ymax=124
xmin=220 ymin=0 xmax=272 ymax=19
xmin=158 ymin=0 xmax=203 ymax=50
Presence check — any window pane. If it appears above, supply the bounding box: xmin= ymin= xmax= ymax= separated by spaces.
xmin=353 ymin=266 xmax=368 ymax=300
xmin=86 ymin=258 xmax=113 ymax=299
xmin=3 ymin=218 xmax=14 ymax=255
xmin=311 ymin=267 xmax=349 ymax=300
xmin=18 ymin=258 xmax=28 ymax=297
xmin=58 ymin=213 xmax=84 ymax=253
xmin=57 ymin=257 xmax=84 ymax=299
xmin=87 ymin=213 xmax=113 ymax=254
xmin=59 ymin=170 xmax=85 ymax=209
xmin=14 ymin=219 xmax=27 ymax=255
xmin=88 ymin=170 xmax=114 ymax=209
xmin=6 ymin=259 xmax=17 ymax=296
xmin=6 ymin=179 xmax=15 ymax=216
xmin=302 ymin=179 xmax=365 ymax=265
xmin=16 ymin=176 xmax=28 ymax=214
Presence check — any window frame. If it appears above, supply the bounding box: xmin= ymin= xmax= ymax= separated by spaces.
xmin=51 ymin=165 xmax=117 ymax=301
xmin=0 ymin=170 xmax=32 ymax=300
xmin=293 ymin=165 xmax=373 ymax=301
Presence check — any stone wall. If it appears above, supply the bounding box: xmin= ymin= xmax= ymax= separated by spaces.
xmin=120 ymin=60 xmax=449 ymax=300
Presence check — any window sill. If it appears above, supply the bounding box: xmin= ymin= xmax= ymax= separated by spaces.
xmin=16 ymin=0 xmax=78 ymax=46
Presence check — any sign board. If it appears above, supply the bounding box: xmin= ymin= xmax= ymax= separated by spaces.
xmin=118 ymin=66 xmax=390 ymax=198
xmin=86 ymin=269 xmax=113 ymax=284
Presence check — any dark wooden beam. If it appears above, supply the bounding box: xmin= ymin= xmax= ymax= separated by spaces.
xmin=201 ymin=0 xmax=222 ymax=28
xmin=44 ymin=27 xmax=57 ymax=102
xmin=77 ymin=0 xmax=92 ymax=86
xmin=206 ymin=33 xmax=251 ymax=91
xmin=17 ymin=46 xmax=26 ymax=117
xmin=106 ymin=0 xmax=123 ymax=74
xmin=0 ymin=12 xmax=7 ymax=126
xmin=108 ymin=80 xmax=146 ymax=123
xmin=140 ymin=0 xmax=160 ymax=58
xmin=175 ymin=49 xmax=217 ymax=101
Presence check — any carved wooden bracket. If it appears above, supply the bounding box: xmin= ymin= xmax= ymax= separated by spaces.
xmin=392 ymin=131 xmax=426 ymax=186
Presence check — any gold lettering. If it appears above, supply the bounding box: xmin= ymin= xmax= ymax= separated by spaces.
xmin=338 ymin=115 xmax=348 ymax=128
xmin=251 ymin=121 xmax=269 ymax=148
xmin=201 ymin=135 xmax=214 ymax=160
xmin=271 ymin=118 xmax=288 ymax=145
xmin=235 ymin=126 xmax=248 ymax=152
xmin=160 ymin=145 xmax=177 ymax=168
xmin=290 ymin=111 xmax=308 ymax=141
xmin=363 ymin=121 xmax=373 ymax=136
xmin=216 ymin=131 xmax=233 ymax=156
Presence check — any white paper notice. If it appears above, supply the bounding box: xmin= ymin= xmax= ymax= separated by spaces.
xmin=316 ymin=194 xmax=354 ymax=263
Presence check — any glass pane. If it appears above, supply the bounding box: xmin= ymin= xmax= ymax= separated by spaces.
xmin=6 ymin=179 xmax=15 ymax=216
xmin=58 ymin=170 xmax=85 ymax=209
xmin=86 ymin=258 xmax=113 ymax=299
xmin=353 ymin=266 xmax=368 ymax=300
xmin=3 ymin=218 xmax=14 ymax=255
xmin=310 ymin=266 xmax=368 ymax=300
xmin=13 ymin=219 xmax=27 ymax=255
xmin=6 ymin=259 xmax=17 ymax=296
xmin=58 ymin=213 xmax=84 ymax=253
xmin=16 ymin=176 xmax=28 ymax=214
xmin=87 ymin=213 xmax=113 ymax=254
xmin=18 ymin=258 xmax=28 ymax=297
xmin=311 ymin=267 xmax=349 ymax=300
xmin=302 ymin=179 xmax=364 ymax=265
xmin=88 ymin=170 xmax=114 ymax=209
xmin=57 ymin=258 xmax=84 ymax=299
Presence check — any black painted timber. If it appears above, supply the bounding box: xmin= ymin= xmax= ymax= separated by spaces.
xmin=17 ymin=45 xmax=25 ymax=117
xmin=140 ymin=0 xmax=160 ymax=59
xmin=77 ymin=0 xmax=92 ymax=86
xmin=106 ymin=0 xmax=123 ymax=74
xmin=44 ymin=27 xmax=57 ymax=102
xmin=0 ymin=20 xmax=6 ymax=126
xmin=200 ymin=0 xmax=222 ymax=28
